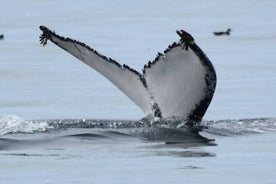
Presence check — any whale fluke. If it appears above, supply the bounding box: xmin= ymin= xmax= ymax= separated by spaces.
xmin=39 ymin=26 xmax=216 ymax=123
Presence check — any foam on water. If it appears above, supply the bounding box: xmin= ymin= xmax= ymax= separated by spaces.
xmin=0 ymin=114 xmax=276 ymax=137
xmin=0 ymin=114 xmax=52 ymax=136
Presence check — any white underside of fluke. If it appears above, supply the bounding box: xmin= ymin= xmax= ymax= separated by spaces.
xmin=39 ymin=26 xmax=216 ymax=121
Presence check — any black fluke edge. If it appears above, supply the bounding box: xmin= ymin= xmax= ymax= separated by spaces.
xmin=38 ymin=26 xmax=217 ymax=125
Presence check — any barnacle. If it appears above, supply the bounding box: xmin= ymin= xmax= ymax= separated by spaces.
xmin=39 ymin=31 xmax=51 ymax=46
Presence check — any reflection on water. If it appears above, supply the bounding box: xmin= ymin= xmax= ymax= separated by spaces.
xmin=0 ymin=124 xmax=216 ymax=158
xmin=137 ymin=128 xmax=216 ymax=158
xmin=1 ymin=117 xmax=276 ymax=158
xmin=139 ymin=140 xmax=216 ymax=158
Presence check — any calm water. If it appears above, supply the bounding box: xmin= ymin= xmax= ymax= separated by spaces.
xmin=1 ymin=0 xmax=276 ymax=183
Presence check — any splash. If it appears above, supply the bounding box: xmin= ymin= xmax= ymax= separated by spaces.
xmin=0 ymin=114 xmax=276 ymax=137
xmin=0 ymin=115 xmax=52 ymax=136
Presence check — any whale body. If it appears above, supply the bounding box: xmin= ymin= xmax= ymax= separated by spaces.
xmin=39 ymin=26 xmax=216 ymax=123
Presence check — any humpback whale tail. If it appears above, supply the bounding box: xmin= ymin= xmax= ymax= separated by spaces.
xmin=39 ymin=26 xmax=216 ymax=124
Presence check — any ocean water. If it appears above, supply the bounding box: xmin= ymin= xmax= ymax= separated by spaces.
xmin=1 ymin=0 xmax=276 ymax=183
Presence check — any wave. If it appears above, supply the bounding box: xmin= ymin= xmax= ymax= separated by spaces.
xmin=1 ymin=114 xmax=276 ymax=137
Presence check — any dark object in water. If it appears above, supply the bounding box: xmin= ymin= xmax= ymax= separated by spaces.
xmin=0 ymin=34 xmax=4 ymax=40
xmin=39 ymin=26 xmax=217 ymax=125
xmin=213 ymin=28 xmax=231 ymax=36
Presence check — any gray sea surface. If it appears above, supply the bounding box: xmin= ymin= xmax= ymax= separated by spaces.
xmin=0 ymin=0 xmax=276 ymax=183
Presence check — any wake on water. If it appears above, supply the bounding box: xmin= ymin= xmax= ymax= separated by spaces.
xmin=1 ymin=114 xmax=275 ymax=138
